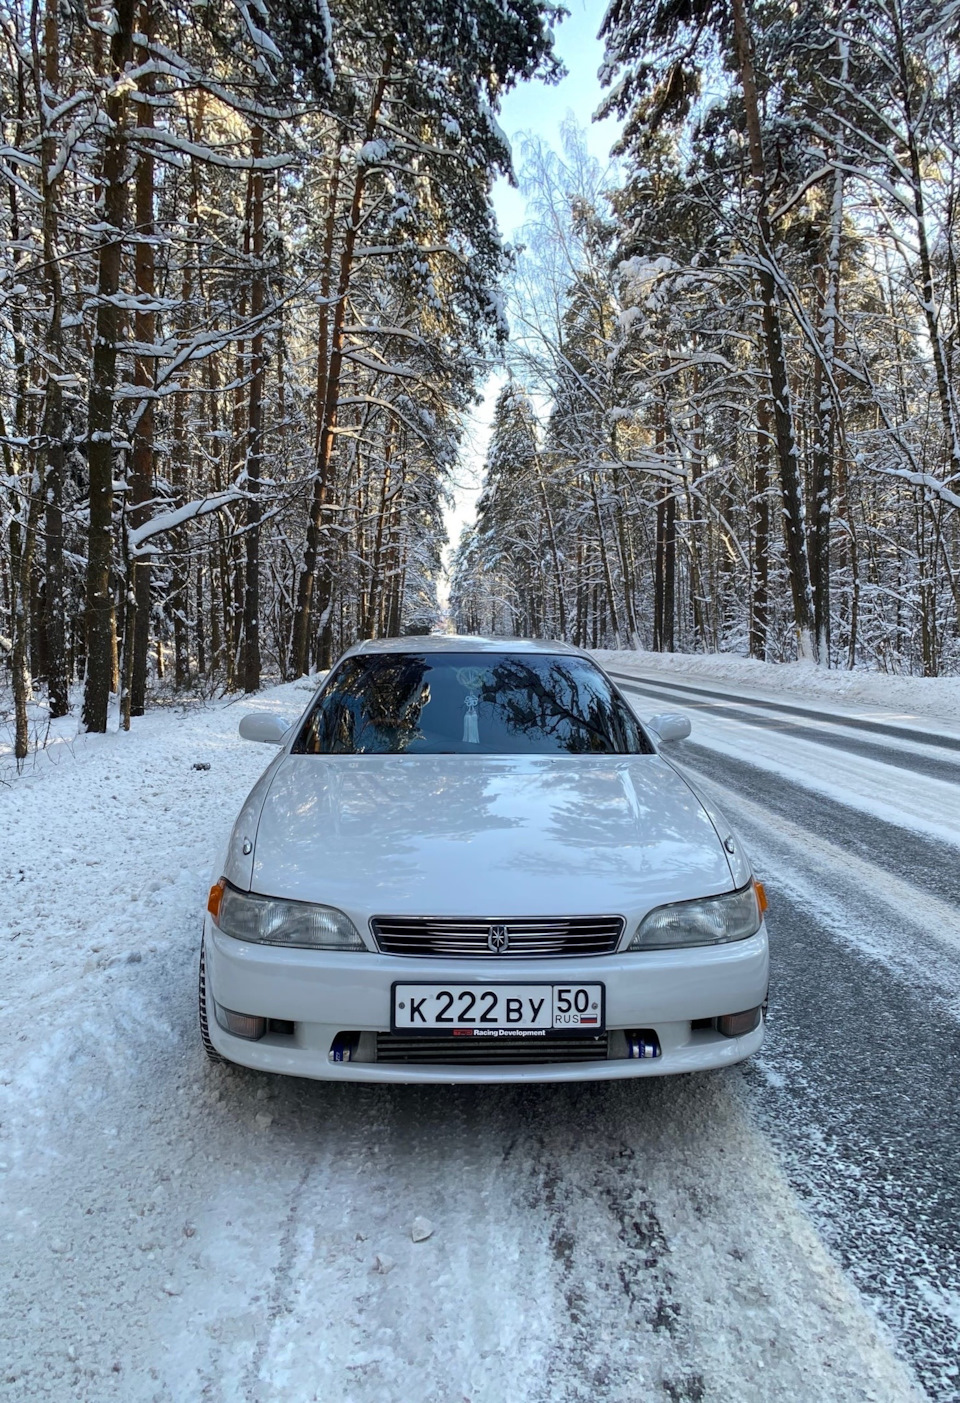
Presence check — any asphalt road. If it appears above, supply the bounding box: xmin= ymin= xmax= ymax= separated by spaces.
xmin=613 ymin=671 xmax=960 ymax=1401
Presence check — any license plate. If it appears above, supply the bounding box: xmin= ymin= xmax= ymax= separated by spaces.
xmin=391 ymin=983 xmax=605 ymax=1036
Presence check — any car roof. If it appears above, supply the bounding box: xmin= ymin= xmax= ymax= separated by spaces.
xmin=342 ymin=634 xmax=588 ymax=658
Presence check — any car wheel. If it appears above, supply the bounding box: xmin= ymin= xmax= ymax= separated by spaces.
xmin=198 ymin=937 xmax=224 ymax=1064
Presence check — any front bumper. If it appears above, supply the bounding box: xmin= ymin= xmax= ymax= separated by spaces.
xmin=203 ymin=916 xmax=769 ymax=1083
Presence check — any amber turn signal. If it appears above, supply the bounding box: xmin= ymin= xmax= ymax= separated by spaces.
xmin=718 ymin=1007 xmax=763 ymax=1038
xmin=207 ymin=878 xmax=225 ymax=921
xmin=214 ymin=1004 xmax=266 ymax=1041
xmin=754 ymin=880 xmax=768 ymax=914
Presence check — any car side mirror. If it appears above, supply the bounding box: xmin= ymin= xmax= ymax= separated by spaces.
xmin=647 ymin=711 xmax=691 ymax=743
xmin=238 ymin=713 xmax=291 ymax=745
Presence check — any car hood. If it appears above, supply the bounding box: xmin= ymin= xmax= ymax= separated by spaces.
xmin=244 ymin=753 xmax=735 ymax=925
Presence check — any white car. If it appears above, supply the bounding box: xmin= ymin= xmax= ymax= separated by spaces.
xmin=199 ymin=636 xmax=768 ymax=1083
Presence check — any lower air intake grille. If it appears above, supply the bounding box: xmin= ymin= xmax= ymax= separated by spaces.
xmin=375 ymin=1033 xmax=610 ymax=1065
xmin=371 ymin=915 xmax=624 ymax=958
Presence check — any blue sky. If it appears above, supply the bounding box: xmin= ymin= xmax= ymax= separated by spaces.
xmin=441 ymin=0 xmax=621 ymax=590
xmin=492 ymin=0 xmax=620 ymax=239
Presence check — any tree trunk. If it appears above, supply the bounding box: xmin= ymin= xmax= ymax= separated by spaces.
xmin=292 ymin=48 xmax=394 ymax=676
xmin=37 ymin=0 xmax=69 ymax=718
xmin=171 ymin=383 xmax=190 ymax=688
xmin=125 ymin=2 xmax=156 ymax=725
xmin=205 ymin=350 xmax=233 ymax=684
xmin=810 ymin=42 xmax=847 ymax=668
xmin=242 ymin=124 xmax=265 ymax=693
xmin=731 ymin=0 xmax=818 ymax=661
xmin=589 ymin=473 xmax=621 ymax=647
xmin=574 ymin=540 xmax=586 ymax=648
xmin=663 ymin=493 xmax=676 ymax=652
xmin=536 ymin=456 xmax=568 ymax=638
xmin=750 ymin=399 xmax=772 ymax=659
xmin=652 ymin=375 xmax=674 ymax=651
xmin=685 ymin=358 xmax=705 ymax=651
xmin=7 ymin=57 xmax=32 ymax=756
xmin=363 ymin=427 xmax=393 ymax=637
xmin=654 ymin=489 xmax=676 ymax=652
xmin=12 ymin=488 xmax=43 ymax=762
xmin=82 ymin=0 xmax=135 ymax=732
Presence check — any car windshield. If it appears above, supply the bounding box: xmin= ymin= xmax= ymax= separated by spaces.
xmin=293 ymin=652 xmax=653 ymax=756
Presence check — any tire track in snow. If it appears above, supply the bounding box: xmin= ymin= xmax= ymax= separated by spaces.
xmin=524 ymin=1121 xmax=705 ymax=1402
xmin=509 ymin=1076 xmax=918 ymax=1403
xmin=239 ymin=1153 xmax=318 ymax=1401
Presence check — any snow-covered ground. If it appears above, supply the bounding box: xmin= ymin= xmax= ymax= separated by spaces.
xmin=2 ymin=665 xmax=953 ymax=1401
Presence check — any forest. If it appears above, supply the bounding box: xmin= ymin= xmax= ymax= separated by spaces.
xmin=1 ymin=0 xmax=959 ymax=764
xmin=453 ymin=0 xmax=960 ymax=679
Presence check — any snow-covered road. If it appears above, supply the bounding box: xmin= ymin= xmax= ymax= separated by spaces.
xmin=2 ymin=664 xmax=956 ymax=1401
xmin=610 ymin=666 xmax=960 ymax=1401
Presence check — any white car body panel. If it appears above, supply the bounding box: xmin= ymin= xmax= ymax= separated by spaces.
xmin=204 ymin=919 xmax=768 ymax=1081
xmin=667 ymin=766 xmax=753 ymax=889
xmin=204 ymin=636 xmax=769 ymax=1082
xmin=218 ymin=752 xmax=286 ymax=892
xmin=247 ymin=753 xmax=736 ymax=928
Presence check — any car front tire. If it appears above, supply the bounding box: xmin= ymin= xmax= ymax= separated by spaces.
xmin=198 ymin=937 xmax=225 ymax=1064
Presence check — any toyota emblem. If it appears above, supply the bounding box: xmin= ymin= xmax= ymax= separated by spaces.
xmin=487 ymin=924 xmax=510 ymax=953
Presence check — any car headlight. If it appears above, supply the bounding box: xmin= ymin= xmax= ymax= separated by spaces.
xmin=629 ymin=882 xmax=762 ymax=950
xmin=213 ymin=883 xmax=365 ymax=950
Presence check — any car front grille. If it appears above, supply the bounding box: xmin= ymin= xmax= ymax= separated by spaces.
xmin=370 ymin=915 xmax=624 ymax=958
xmin=375 ymin=1033 xmax=611 ymax=1065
